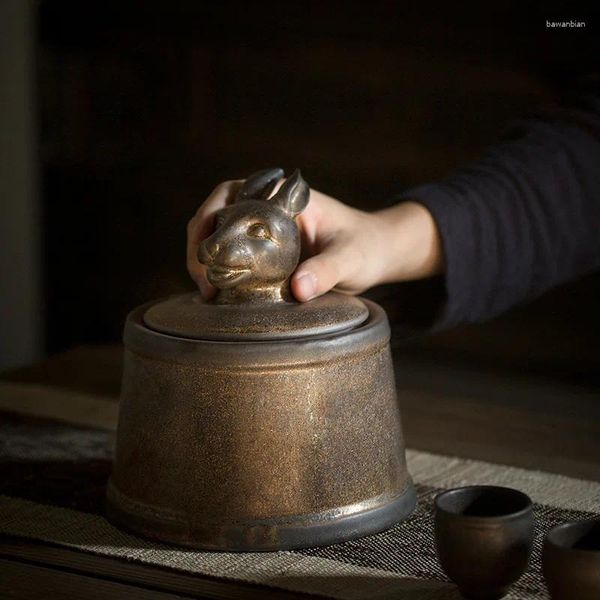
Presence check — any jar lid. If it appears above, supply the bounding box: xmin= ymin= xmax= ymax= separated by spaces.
xmin=143 ymin=291 xmax=369 ymax=341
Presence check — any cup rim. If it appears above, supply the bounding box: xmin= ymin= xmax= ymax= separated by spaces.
xmin=435 ymin=485 xmax=533 ymax=521
xmin=544 ymin=518 xmax=600 ymax=555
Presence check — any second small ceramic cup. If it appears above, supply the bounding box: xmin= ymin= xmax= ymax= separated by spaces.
xmin=435 ymin=485 xmax=534 ymax=600
xmin=543 ymin=519 xmax=600 ymax=599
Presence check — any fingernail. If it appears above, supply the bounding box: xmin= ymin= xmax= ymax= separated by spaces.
xmin=295 ymin=272 xmax=317 ymax=301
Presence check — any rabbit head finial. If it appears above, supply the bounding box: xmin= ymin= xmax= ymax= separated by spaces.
xmin=198 ymin=168 xmax=310 ymax=304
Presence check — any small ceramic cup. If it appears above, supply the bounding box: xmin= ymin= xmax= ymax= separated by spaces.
xmin=434 ymin=485 xmax=534 ymax=600
xmin=543 ymin=519 xmax=600 ymax=599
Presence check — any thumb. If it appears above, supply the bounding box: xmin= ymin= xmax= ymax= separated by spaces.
xmin=291 ymin=241 xmax=348 ymax=302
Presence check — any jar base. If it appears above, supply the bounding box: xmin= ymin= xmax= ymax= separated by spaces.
xmin=106 ymin=480 xmax=417 ymax=551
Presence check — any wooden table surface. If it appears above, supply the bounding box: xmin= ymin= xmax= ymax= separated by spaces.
xmin=1 ymin=344 xmax=599 ymax=599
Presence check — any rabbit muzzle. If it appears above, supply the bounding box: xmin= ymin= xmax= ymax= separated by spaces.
xmin=198 ymin=236 xmax=253 ymax=288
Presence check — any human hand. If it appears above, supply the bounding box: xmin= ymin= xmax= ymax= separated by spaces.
xmin=187 ymin=180 xmax=443 ymax=302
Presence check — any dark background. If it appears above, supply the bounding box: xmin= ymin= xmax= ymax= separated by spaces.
xmin=34 ymin=1 xmax=599 ymax=385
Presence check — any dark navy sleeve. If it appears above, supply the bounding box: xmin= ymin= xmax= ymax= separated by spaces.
xmin=400 ymin=96 xmax=600 ymax=330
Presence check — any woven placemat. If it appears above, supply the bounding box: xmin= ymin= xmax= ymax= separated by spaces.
xmin=1 ymin=412 xmax=599 ymax=599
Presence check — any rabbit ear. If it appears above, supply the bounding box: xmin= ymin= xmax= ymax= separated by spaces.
xmin=270 ymin=169 xmax=309 ymax=218
xmin=236 ymin=168 xmax=284 ymax=202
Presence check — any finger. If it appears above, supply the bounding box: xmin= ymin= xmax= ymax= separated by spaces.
xmin=291 ymin=238 xmax=351 ymax=302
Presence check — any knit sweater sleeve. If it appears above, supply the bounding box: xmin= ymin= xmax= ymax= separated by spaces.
xmin=400 ymin=97 xmax=600 ymax=329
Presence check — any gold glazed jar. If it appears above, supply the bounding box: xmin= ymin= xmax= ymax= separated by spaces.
xmin=107 ymin=168 xmax=416 ymax=551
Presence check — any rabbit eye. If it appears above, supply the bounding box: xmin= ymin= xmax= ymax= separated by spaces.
xmin=247 ymin=223 xmax=271 ymax=239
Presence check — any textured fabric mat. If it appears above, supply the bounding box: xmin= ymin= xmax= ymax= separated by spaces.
xmin=1 ymin=412 xmax=599 ymax=599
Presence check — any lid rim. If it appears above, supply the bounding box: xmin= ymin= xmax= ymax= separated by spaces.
xmin=142 ymin=291 xmax=370 ymax=342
